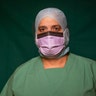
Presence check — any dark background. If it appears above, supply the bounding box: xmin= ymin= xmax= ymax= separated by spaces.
xmin=0 ymin=0 xmax=96 ymax=92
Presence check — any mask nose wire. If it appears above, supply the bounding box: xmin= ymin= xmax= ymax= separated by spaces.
xmin=48 ymin=31 xmax=52 ymax=36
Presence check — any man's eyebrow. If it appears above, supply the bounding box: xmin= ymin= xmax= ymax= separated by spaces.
xmin=52 ymin=25 xmax=61 ymax=27
xmin=38 ymin=26 xmax=47 ymax=29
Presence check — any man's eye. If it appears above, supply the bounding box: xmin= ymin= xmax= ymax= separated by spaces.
xmin=53 ymin=27 xmax=60 ymax=31
xmin=55 ymin=27 xmax=59 ymax=30
xmin=39 ymin=28 xmax=45 ymax=32
xmin=38 ymin=26 xmax=47 ymax=32
xmin=52 ymin=25 xmax=61 ymax=31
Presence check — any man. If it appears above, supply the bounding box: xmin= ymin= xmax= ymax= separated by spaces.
xmin=1 ymin=7 xmax=96 ymax=96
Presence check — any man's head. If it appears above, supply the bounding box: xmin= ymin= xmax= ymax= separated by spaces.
xmin=35 ymin=7 xmax=69 ymax=58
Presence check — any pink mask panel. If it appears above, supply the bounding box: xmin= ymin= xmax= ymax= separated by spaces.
xmin=36 ymin=32 xmax=65 ymax=58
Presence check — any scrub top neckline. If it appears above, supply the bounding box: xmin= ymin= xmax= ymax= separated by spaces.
xmin=39 ymin=53 xmax=73 ymax=71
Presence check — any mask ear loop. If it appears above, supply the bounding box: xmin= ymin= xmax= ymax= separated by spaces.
xmin=63 ymin=27 xmax=69 ymax=46
xmin=35 ymin=31 xmax=38 ymax=46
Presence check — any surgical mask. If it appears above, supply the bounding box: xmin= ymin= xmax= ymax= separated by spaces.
xmin=36 ymin=31 xmax=67 ymax=58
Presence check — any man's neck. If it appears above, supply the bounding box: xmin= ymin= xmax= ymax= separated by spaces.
xmin=42 ymin=54 xmax=69 ymax=69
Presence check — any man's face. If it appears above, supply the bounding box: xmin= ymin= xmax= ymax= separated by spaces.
xmin=37 ymin=17 xmax=63 ymax=34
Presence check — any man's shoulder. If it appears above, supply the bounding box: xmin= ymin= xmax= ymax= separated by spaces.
xmin=13 ymin=56 xmax=41 ymax=76
xmin=70 ymin=53 xmax=96 ymax=65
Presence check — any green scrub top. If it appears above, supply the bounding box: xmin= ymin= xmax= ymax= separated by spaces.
xmin=0 ymin=53 xmax=96 ymax=96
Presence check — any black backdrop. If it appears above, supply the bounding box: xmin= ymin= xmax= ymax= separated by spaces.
xmin=0 ymin=0 xmax=96 ymax=92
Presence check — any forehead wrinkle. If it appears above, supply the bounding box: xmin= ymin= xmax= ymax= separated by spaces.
xmin=38 ymin=16 xmax=60 ymax=26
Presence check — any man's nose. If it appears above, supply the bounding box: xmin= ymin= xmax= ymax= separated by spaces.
xmin=47 ymin=27 xmax=52 ymax=32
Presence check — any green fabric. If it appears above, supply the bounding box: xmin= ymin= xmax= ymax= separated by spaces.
xmin=0 ymin=0 xmax=96 ymax=92
xmin=0 ymin=53 xmax=96 ymax=96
